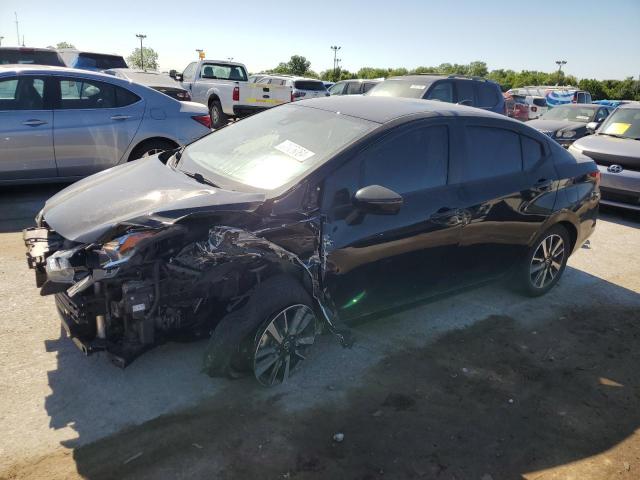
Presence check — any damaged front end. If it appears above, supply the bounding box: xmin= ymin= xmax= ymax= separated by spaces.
xmin=24 ymin=216 xmax=350 ymax=371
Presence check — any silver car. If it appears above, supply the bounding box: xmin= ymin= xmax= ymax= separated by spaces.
xmin=257 ymin=75 xmax=328 ymax=101
xmin=0 ymin=65 xmax=211 ymax=185
xmin=569 ymin=103 xmax=640 ymax=211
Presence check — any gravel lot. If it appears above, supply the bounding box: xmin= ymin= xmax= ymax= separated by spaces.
xmin=1 ymin=184 xmax=639 ymax=479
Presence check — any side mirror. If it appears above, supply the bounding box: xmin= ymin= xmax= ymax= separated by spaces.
xmin=169 ymin=69 xmax=177 ymax=78
xmin=586 ymin=121 xmax=599 ymax=133
xmin=353 ymin=185 xmax=403 ymax=215
xmin=457 ymin=99 xmax=473 ymax=107
xmin=174 ymin=73 xmax=183 ymax=82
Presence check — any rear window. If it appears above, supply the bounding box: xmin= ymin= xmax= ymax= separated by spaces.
xmin=76 ymin=53 xmax=127 ymax=70
xmin=533 ymin=98 xmax=547 ymax=107
xmin=368 ymin=79 xmax=429 ymax=99
xmin=0 ymin=49 xmax=64 ymax=66
xmin=476 ymin=83 xmax=499 ymax=108
xmin=201 ymin=63 xmax=248 ymax=82
xmin=294 ymin=80 xmax=326 ymax=91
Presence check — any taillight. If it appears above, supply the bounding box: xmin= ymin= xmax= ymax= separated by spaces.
xmin=192 ymin=115 xmax=212 ymax=129
xmin=232 ymin=86 xmax=239 ymax=102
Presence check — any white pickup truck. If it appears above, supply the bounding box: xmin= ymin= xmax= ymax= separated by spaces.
xmin=173 ymin=60 xmax=292 ymax=128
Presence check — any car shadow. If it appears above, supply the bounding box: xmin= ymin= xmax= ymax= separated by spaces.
xmin=34 ymin=265 xmax=640 ymax=479
xmin=0 ymin=183 xmax=69 ymax=233
xmin=599 ymin=205 xmax=640 ymax=229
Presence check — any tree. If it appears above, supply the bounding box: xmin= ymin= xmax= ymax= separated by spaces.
xmin=127 ymin=47 xmax=159 ymax=70
xmin=56 ymin=41 xmax=75 ymax=49
xmin=288 ymin=55 xmax=311 ymax=76
xmin=468 ymin=61 xmax=488 ymax=77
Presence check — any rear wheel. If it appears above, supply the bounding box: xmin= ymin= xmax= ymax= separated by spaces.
xmin=128 ymin=139 xmax=176 ymax=161
xmin=516 ymin=224 xmax=570 ymax=297
xmin=209 ymin=100 xmax=228 ymax=129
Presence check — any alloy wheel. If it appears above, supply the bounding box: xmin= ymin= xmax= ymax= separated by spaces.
xmin=211 ymin=105 xmax=220 ymax=125
xmin=253 ymin=304 xmax=316 ymax=387
xmin=530 ymin=234 xmax=565 ymax=289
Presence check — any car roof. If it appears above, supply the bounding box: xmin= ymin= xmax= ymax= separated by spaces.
xmin=0 ymin=64 xmax=119 ymax=77
xmin=0 ymin=46 xmax=57 ymax=52
xmin=294 ymin=95 xmax=510 ymax=124
xmin=617 ymin=102 xmax=640 ymax=110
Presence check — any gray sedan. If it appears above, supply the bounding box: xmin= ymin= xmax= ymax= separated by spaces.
xmin=0 ymin=65 xmax=211 ymax=185
xmin=569 ymin=103 xmax=640 ymax=211
xmin=527 ymin=104 xmax=612 ymax=147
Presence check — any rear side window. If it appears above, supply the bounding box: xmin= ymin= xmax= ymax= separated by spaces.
xmin=0 ymin=49 xmax=64 ymax=66
xmin=521 ymin=136 xmax=544 ymax=170
xmin=476 ymin=83 xmax=499 ymax=108
xmin=426 ymin=81 xmax=453 ymax=103
xmin=115 ymin=86 xmax=141 ymax=107
xmin=459 ymin=126 xmax=522 ymax=182
xmin=346 ymin=82 xmax=362 ymax=95
xmin=294 ymin=80 xmax=325 ymax=91
xmin=361 ymin=125 xmax=448 ymax=193
xmin=0 ymin=76 xmax=46 ymax=110
xmin=456 ymin=80 xmax=475 ymax=104
xmin=57 ymin=78 xmax=117 ymax=109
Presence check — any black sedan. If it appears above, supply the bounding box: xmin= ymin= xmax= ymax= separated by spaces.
xmin=527 ymin=104 xmax=613 ymax=146
xmin=23 ymin=96 xmax=600 ymax=386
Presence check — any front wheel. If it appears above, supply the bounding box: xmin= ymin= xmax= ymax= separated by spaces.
xmin=516 ymin=224 xmax=570 ymax=297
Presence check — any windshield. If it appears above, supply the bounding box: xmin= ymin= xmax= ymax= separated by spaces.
xmin=179 ymin=104 xmax=378 ymax=190
xmin=0 ymin=49 xmax=64 ymax=66
xmin=367 ymin=80 xmax=429 ymax=99
xmin=597 ymin=108 xmax=640 ymax=140
xmin=541 ymin=106 xmax=596 ymax=123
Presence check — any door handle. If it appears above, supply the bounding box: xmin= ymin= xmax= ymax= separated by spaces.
xmin=22 ymin=119 xmax=47 ymax=127
xmin=110 ymin=115 xmax=131 ymax=121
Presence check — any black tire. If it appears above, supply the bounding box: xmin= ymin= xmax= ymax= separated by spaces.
xmin=128 ymin=139 xmax=176 ymax=161
xmin=202 ymin=274 xmax=316 ymax=383
xmin=209 ymin=100 xmax=228 ymax=129
xmin=515 ymin=224 xmax=571 ymax=297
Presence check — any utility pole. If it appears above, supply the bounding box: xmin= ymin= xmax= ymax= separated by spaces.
xmin=331 ymin=45 xmax=341 ymax=82
xmin=136 ymin=34 xmax=147 ymax=70
xmin=0 ymin=36 xmax=4 ymax=47
xmin=14 ymin=12 xmax=20 ymax=46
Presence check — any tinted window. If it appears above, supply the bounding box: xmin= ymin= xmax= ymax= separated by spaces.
xmin=115 ymin=86 xmax=141 ymax=107
xmin=58 ymin=79 xmax=117 ymax=109
xmin=346 ymin=82 xmax=362 ymax=95
xmin=362 ymin=82 xmax=377 ymax=93
xmin=521 ymin=136 xmax=543 ymax=170
xmin=201 ymin=63 xmax=248 ymax=81
xmin=426 ymin=81 xmax=453 ymax=102
xmin=76 ymin=53 xmax=127 ymax=70
xmin=182 ymin=62 xmax=197 ymax=81
xmin=294 ymin=80 xmax=325 ymax=91
xmin=361 ymin=125 xmax=448 ymax=193
xmin=0 ymin=77 xmax=45 ymax=110
xmin=532 ymin=97 xmax=547 ymax=107
xmin=368 ymin=79 xmax=430 ymax=99
xmin=456 ymin=80 xmax=475 ymax=104
xmin=0 ymin=49 xmax=64 ymax=66
xmin=459 ymin=126 xmax=522 ymax=182
xmin=476 ymin=83 xmax=499 ymax=108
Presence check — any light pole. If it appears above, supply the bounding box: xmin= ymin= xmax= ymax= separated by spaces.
xmin=331 ymin=45 xmax=341 ymax=81
xmin=136 ymin=34 xmax=147 ymax=69
xmin=227 ymin=57 xmax=234 ymax=62
xmin=0 ymin=36 xmax=4 ymax=47
xmin=195 ymin=49 xmax=203 ymax=60
xmin=555 ymin=60 xmax=567 ymax=74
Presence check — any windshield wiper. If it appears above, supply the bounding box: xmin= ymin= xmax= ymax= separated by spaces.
xmin=181 ymin=170 xmax=220 ymax=188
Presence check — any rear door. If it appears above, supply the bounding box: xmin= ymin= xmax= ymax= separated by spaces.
xmin=321 ymin=120 xmax=467 ymax=321
xmin=0 ymin=75 xmax=56 ymax=181
xmin=52 ymin=76 xmax=145 ymax=177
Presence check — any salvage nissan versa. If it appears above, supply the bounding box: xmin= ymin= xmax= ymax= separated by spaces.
xmin=23 ymin=96 xmax=599 ymax=386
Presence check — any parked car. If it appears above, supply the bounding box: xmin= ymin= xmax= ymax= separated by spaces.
xmin=0 ymin=65 xmax=211 ymax=185
xmin=508 ymin=87 xmax=592 ymax=109
xmin=58 ymin=49 xmax=128 ymax=71
xmin=23 ymin=96 xmax=599 ymax=385
xmin=0 ymin=47 xmax=65 ymax=66
xmin=569 ymin=104 xmax=640 ymax=211
xmin=174 ymin=60 xmax=292 ymax=128
xmin=104 ymin=68 xmax=191 ymax=101
xmin=367 ymin=74 xmax=505 ymax=114
xmin=257 ymin=75 xmax=329 ymax=101
xmin=505 ymin=93 xmax=547 ymax=120
xmin=323 ymin=81 xmax=335 ymax=90
xmin=328 ymin=78 xmax=382 ymax=96
xmin=527 ymin=104 xmax=613 ymax=146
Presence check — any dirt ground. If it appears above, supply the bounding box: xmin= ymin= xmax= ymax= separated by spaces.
xmin=4 ymin=305 xmax=639 ymax=480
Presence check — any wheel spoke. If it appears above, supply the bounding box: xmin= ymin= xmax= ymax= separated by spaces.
xmin=282 ymin=355 xmax=291 ymax=382
xmin=289 ymin=307 xmax=306 ymax=335
xmin=255 ymin=353 xmax=279 ymax=377
xmin=268 ymin=358 xmax=282 ymax=385
xmin=551 ymin=260 xmax=562 ymax=271
xmin=255 ymin=346 xmax=277 ymax=360
xmin=531 ymin=262 xmax=545 ymax=273
xmin=266 ymin=321 xmax=284 ymax=344
xmin=542 ymin=237 xmax=549 ymax=257
xmin=552 ymin=247 xmax=564 ymax=259
xmin=295 ymin=312 xmax=313 ymax=336
xmin=534 ymin=268 xmax=545 ymax=287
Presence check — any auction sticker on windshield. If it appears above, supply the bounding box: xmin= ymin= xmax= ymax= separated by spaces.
xmin=274 ymin=140 xmax=315 ymax=162
xmin=604 ymin=122 xmax=631 ymax=135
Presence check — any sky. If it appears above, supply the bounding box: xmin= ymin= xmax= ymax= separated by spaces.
xmin=1 ymin=0 xmax=639 ymax=80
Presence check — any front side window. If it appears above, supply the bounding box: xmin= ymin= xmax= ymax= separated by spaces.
xmin=426 ymin=81 xmax=453 ymax=103
xmin=57 ymin=78 xmax=118 ymax=109
xmin=459 ymin=126 xmax=522 ymax=183
xmin=361 ymin=125 xmax=449 ymax=194
xmin=179 ymin=104 xmax=377 ymax=191
xmin=0 ymin=76 xmax=46 ymax=110
xmin=594 ymin=108 xmax=610 ymax=122
xmin=182 ymin=63 xmax=197 ymax=81
xmin=329 ymin=82 xmax=346 ymax=95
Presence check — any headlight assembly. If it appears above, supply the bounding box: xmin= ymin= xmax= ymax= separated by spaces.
xmin=100 ymin=230 xmax=160 ymax=268
xmin=560 ymin=131 xmax=576 ymax=138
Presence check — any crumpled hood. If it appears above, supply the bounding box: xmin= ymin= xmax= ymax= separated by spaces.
xmin=527 ymin=119 xmax=586 ymax=133
xmin=42 ymin=157 xmax=266 ymax=243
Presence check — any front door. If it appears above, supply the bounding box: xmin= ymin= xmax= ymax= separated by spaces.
xmin=320 ymin=121 xmax=466 ymax=321
xmin=52 ymin=76 xmax=144 ymax=177
xmin=0 ymin=75 xmax=56 ymax=181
